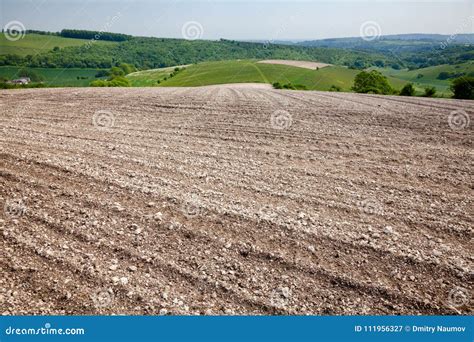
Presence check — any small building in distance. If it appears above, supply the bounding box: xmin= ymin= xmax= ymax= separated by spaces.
xmin=9 ymin=77 xmax=31 ymax=85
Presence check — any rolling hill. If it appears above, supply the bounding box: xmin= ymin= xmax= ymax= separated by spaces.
xmin=0 ymin=29 xmax=471 ymax=97
xmin=295 ymin=34 xmax=474 ymax=70
xmin=127 ymin=66 xmax=187 ymax=87
xmin=374 ymin=61 xmax=474 ymax=95
xmin=297 ymin=33 xmax=474 ymax=49
xmin=0 ymin=31 xmax=393 ymax=70
xmin=127 ymin=59 xmax=407 ymax=92
xmin=0 ymin=33 xmax=116 ymax=56
xmin=0 ymin=66 xmax=104 ymax=87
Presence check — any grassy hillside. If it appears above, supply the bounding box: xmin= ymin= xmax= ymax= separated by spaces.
xmin=127 ymin=60 xmax=406 ymax=91
xmin=127 ymin=66 xmax=186 ymax=86
xmin=374 ymin=62 xmax=474 ymax=95
xmin=0 ymin=66 xmax=104 ymax=87
xmin=297 ymin=35 xmax=474 ymax=70
xmin=0 ymin=33 xmax=116 ymax=56
xmin=1 ymin=34 xmax=392 ymax=70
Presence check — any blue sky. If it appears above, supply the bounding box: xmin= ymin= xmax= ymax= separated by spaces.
xmin=1 ymin=0 xmax=473 ymax=40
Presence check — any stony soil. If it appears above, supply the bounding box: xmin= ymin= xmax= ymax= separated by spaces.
xmin=0 ymin=85 xmax=472 ymax=315
xmin=257 ymin=60 xmax=331 ymax=69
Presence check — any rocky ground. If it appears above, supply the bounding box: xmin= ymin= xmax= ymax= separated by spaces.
xmin=257 ymin=60 xmax=331 ymax=69
xmin=0 ymin=85 xmax=472 ymax=315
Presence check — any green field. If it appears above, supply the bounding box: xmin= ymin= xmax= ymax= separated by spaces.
xmin=0 ymin=33 xmax=116 ymax=56
xmin=127 ymin=60 xmax=404 ymax=91
xmin=158 ymin=60 xmax=360 ymax=91
xmin=127 ymin=66 xmax=186 ymax=86
xmin=0 ymin=66 xmax=104 ymax=87
xmin=126 ymin=60 xmax=406 ymax=92
xmin=2 ymin=58 xmax=468 ymax=94
xmin=374 ymin=62 xmax=474 ymax=95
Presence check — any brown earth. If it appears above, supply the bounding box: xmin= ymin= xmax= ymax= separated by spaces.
xmin=0 ymin=85 xmax=472 ymax=315
xmin=257 ymin=60 xmax=331 ymax=69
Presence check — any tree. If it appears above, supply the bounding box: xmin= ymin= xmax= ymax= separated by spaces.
xmin=117 ymin=63 xmax=137 ymax=75
xmin=374 ymin=60 xmax=385 ymax=67
xmin=352 ymin=70 xmax=394 ymax=95
xmin=90 ymin=80 xmax=108 ymax=87
xmin=400 ymin=83 xmax=415 ymax=96
xmin=437 ymin=71 xmax=451 ymax=80
xmin=60 ymin=29 xmax=131 ymax=42
xmin=423 ymin=86 xmax=436 ymax=97
xmin=90 ymin=76 xmax=130 ymax=87
xmin=95 ymin=70 xmax=109 ymax=78
xmin=108 ymin=76 xmax=131 ymax=87
xmin=451 ymin=76 xmax=474 ymax=100
xmin=352 ymin=59 xmax=366 ymax=70
xmin=391 ymin=63 xmax=401 ymax=70
xmin=109 ymin=66 xmax=125 ymax=77
xmin=17 ymin=68 xmax=44 ymax=82
xmin=90 ymin=63 xmax=132 ymax=87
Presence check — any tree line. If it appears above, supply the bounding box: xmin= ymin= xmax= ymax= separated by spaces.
xmin=350 ymin=70 xmax=473 ymax=99
xmin=60 ymin=29 xmax=132 ymax=42
xmin=0 ymin=36 xmax=389 ymax=70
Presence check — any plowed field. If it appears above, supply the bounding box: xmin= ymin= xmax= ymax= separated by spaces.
xmin=1 ymin=85 xmax=472 ymax=315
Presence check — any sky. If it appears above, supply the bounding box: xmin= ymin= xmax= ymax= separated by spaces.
xmin=1 ymin=0 xmax=473 ymax=40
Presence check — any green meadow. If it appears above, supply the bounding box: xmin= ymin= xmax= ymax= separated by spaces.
xmin=126 ymin=66 xmax=186 ymax=87
xmin=125 ymin=60 xmax=375 ymax=91
xmin=127 ymin=60 xmax=407 ymax=92
xmin=0 ymin=66 xmax=104 ymax=87
xmin=0 ymin=33 xmax=116 ymax=56
xmin=374 ymin=62 xmax=474 ymax=95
